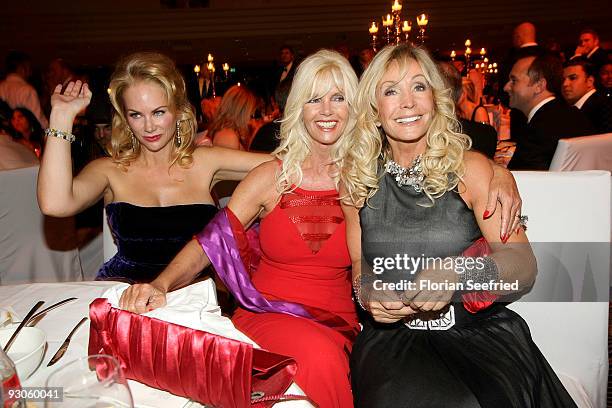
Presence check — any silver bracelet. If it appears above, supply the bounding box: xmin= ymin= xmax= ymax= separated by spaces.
xmin=456 ymin=256 xmax=499 ymax=285
xmin=353 ymin=275 xmax=368 ymax=311
xmin=45 ymin=128 xmax=75 ymax=143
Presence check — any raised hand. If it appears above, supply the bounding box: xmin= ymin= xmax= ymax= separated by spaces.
xmin=50 ymin=80 xmax=92 ymax=119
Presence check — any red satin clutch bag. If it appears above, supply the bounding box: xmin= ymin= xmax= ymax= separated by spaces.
xmin=88 ymin=299 xmax=304 ymax=408
xmin=461 ymin=237 xmax=499 ymax=313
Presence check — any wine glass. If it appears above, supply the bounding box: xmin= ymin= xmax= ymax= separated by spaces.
xmin=45 ymin=354 xmax=133 ymax=408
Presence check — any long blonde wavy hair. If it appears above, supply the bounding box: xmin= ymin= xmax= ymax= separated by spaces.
xmin=346 ymin=44 xmax=471 ymax=207
xmin=108 ymin=52 xmax=197 ymax=169
xmin=273 ymin=49 xmax=358 ymax=193
xmin=207 ymin=85 xmax=258 ymax=149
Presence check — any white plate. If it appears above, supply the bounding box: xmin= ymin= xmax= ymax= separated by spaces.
xmin=0 ymin=324 xmax=46 ymax=380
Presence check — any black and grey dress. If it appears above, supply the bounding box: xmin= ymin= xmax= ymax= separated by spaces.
xmin=351 ymin=171 xmax=576 ymax=408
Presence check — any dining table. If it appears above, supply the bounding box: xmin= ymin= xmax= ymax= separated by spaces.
xmin=0 ymin=280 xmax=312 ymax=408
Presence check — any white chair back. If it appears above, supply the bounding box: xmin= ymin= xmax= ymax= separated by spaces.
xmin=510 ymin=170 xmax=610 ymax=407
xmin=0 ymin=166 xmax=83 ymax=283
xmin=549 ymin=133 xmax=612 ymax=171
xmin=102 ymin=207 xmax=118 ymax=262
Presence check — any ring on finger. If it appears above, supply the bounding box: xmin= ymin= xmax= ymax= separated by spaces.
xmin=516 ymin=214 xmax=528 ymax=230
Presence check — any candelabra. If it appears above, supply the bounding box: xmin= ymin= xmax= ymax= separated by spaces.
xmin=206 ymin=53 xmax=216 ymax=98
xmin=392 ymin=0 xmax=402 ymax=45
xmin=382 ymin=14 xmax=393 ymax=45
xmin=464 ymin=39 xmax=472 ymax=70
xmin=367 ymin=1 xmax=430 ymax=51
xmin=402 ymin=20 xmax=412 ymax=44
xmin=369 ymin=22 xmax=379 ymax=52
xmin=416 ymin=13 xmax=428 ymax=45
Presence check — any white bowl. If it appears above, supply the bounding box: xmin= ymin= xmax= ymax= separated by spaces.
xmin=0 ymin=325 xmax=46 ymax=380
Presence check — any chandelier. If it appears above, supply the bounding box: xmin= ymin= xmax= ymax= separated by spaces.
xmin=450 ymin=40 xmax=498 ymax=76
xmin=368 ymin=0 xmax=429 ymax=51
xmin=193 ymin=53 xmax=231 ymax=98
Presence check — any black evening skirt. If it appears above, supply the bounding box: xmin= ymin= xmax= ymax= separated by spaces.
xmin=350 ymin=304 xmax=577 ymax=408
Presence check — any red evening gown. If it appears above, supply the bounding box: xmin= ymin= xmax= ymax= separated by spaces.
xmin=232 ymin=187 xmax=358 ymax=408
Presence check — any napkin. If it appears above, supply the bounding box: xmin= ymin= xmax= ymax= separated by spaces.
xmin=0 ymin=306 xmax=18 ymax=328
xmin=102 ymin=280 xmax=255 ymax=345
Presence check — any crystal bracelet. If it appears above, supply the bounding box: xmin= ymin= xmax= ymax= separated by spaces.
xmin=44 ymin=128 xmax=75 ymax=143
xmin=456 ymin=256 xmax=500 ymax=286
xmin=353 ymin=274 xmax=376 ymax=311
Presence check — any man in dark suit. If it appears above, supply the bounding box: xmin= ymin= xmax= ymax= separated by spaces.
xmin=504 ymin=53 xmax=595 ymax=170
xmin=562 ymin=59 xmax=612 ymax=134
xmin=499 ymin=23 xmax=545 ymax=144
xmin=276 ymin=45 xmax=297 ymax=88
xmin=570 ymin=29 xmax=608 ymax=72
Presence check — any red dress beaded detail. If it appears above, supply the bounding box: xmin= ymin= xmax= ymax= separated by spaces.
xmin=279 ymin=188 xmax=344 ymax=254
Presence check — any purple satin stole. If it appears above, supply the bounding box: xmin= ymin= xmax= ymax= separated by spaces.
xmin=195 ymin=208 xmax=358 ymax=342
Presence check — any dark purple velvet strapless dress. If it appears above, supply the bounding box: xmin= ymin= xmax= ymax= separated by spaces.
xmin=97 ymin=202 xmax=217 ymax=283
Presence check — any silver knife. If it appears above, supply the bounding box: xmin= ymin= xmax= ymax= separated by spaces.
xmin=47 ymin=317 xmax=88 ymax=367
xmin=26 ymin=297 xmax=78 ymax=327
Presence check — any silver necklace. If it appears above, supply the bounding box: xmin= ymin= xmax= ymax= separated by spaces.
xmin=384 ymin=154 xmax=424 ymax=192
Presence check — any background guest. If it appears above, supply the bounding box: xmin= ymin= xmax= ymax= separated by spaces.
xmin=570 ymin=29 xmax=608 ymax=71
xmin=0 ymin=51 xmax=48 ymax=128
xmin=10 ymin=107 xmax=43 ymax=157
xmin=562 ymin=59 xmax=612 ymax=133
xmin=501 ymin=22 xmax=544 ymax=147
xmin=458 ymin=77 xmax=490 ymax=124
xmin=599 ymin=62 xmax=612 ymax=98
xmin=352 ymin=48 xmax=375 ymax=78
xmin=249 ymin=83 xmax=289 ymax=152
xmin=439 ymin=62 xmax=497 ymax=158
xmin=505 ymin=53 xmax=594 ymax=169
xmin=43 ymin=58 xmax=75 ymax=115
xmin=0 ymin=121 xmax=38 ymax=171
xmin=275 ymin=45 xmax=297 ymax=91
xmin=209 ymin=85 xmax=258 ymax=150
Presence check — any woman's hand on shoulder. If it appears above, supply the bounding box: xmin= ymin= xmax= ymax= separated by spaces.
xmin=463 ymin=151 xmax=522 ymax=241
xmin=119 ymin=282 xmax=167 ymax=314
xmin=462 ymin=151 xmax=524 ymax=243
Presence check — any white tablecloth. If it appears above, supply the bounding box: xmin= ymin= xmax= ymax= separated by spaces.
xmin=0 ymin=281 xmax=311 ymax=408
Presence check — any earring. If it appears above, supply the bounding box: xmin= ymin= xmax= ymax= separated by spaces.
xmin=128 ymin=128 xmax=137 ymax=152
xmin=375 ymin=120 xmax=382 ymax=127
xmin=175 ymin=120 xmax=182 ymax=147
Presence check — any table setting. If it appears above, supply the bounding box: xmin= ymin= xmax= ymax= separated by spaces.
xmin=0 ymin=280 xmax=312 ymax=407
